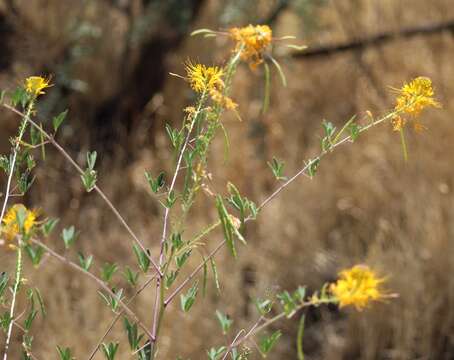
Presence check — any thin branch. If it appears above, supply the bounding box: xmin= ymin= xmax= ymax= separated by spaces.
xmin=1 ymin=104 xmax=162 ymax=276
xmin=293 ymin=20 xmax=454 ymax=59
xmin=86 ymin=276 xmax=157 ymax=360
xmin=164 ymin=111 xmax=396 ymax=305
xmin=31 ymin=239 xmax=154 ymax=341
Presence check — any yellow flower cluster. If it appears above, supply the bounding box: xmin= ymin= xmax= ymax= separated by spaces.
xmin=1 ymin=204 xmax=38 ymax=242
xmin=185 ymin=62 xmax=237 ymax=110
xmin=392 ymin=76 xmax=440 ymax=131
xmin=229 ymin=24 xmax=272 ymax=68
xmin=24 ymin=76 xmax=52 ymax=97
xmin=330 ymin=265 xmax=386 ymax=310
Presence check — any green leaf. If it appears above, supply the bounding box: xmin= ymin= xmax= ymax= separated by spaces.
xmin=190 ymin=28 xmax=215 ymax=36
xmin=98 ymin=288 xmax=123 ymax=312
xmin=56 ymin=346 xmax=74 ymax=360
xmin=11 ymin=87 xmax=29 ymax=108
xmin=123 ymin=317 xmax=143 ymax=351
xmin=297 ymin=314 xmax=305 ymax=360
xmin=132 ymin=244 xmax=150 ymax=273
xmin=24 ymin=309 xmax=38 ymax=331
xmin=52 ymin=110 xmax=68 ymax=133
xmin=24 ymin=244 xmax=45 ymax=267
xmin=207 ymin=346 xmax=227 ymax=360
xmin=259 ymin=330 xmax=282 ymax=355
xmin=262 ymin=62 xmax=271 ymax=114
xmin=35 ymin=287 xmax=46 ymax=317
xmin=165 ymin=270 xmax=178 ymax=288
xmin=164 ymin=190 xmax=177 ymax=208
xmin=123 ymin=266 xmax=139 ymax=287
xmin=0 ymin=272 xmax=9 ymax=298
xmin=255 ymin=298 xmax=273 ymax=316
xmin=101 ymin=262 xmax=118 ymax=282
xmin=267 ymin=157 xmax=286 ymax=181
xmin=307 ymin=159 xmax=320 ymax=178
xmin=277 ymin=290 xmax=297 ymax=317
xmin=175 ymin=250 xmax=191 ymax=269
xmin=349 ymin=122 xmax=360 ymax=141
xmin=180 ymin=281 xmax=198 ymax=312
xmin=269 ymin=56 xmax=287 ymax=87
xmin=42 ymin=218 xmax=59 ymax=237
xmin=145 ymin=171 xmax=165 ymax=193
xmin=61 ymin=226 xmax=76 ymax=248
xmin=81 ymin=169 xmax=97 ymax=192
xmin=101 ymin=342 xmax=119 ymax=360
xmin=78 ymin=252 xmax=93 ymax=271
xmin=216 ymin=196 xmax=236 ymax=258
xmin=215 ymin=310 xmax=233 ymax=335
xmin=210 ymin=258 xmax=220 ymax=294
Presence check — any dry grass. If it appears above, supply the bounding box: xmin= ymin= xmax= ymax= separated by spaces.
xmin=1 ymin=0 xmax=454 ymax=359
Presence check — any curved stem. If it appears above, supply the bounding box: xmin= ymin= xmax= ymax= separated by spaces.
xmin=31 ymin=239 xmax=154 ymax=340
xmin=1 ymin=104 xmax=162 ymax=276
xmin=3 ymin=246 xmax=22 ymax=360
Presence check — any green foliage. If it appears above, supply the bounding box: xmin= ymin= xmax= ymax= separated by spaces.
xmin=267 ymin=157 xmax=286 ymax=181
xmin=132 ymin=244 xmax=151 ymax=273
xmin=52 ymin=110 xmax=68 ymax=133
xmin=145 ymin=171 xmax=165 ymax=193
xmin=78 ymin=252 xmax=93 ymax=271
xmin=81 ymin=151 xmax=97 ymax=192
xmin=181 ymin=281 xmax=198 ymax=312
xmin=62 ymin=225 xmax=76 ymax=248
xmin=259 ymin=330 xmax=282 ymax=356
xmin=123 ymin=317 xmax=144 ymax=350
xmin=101 ymin=262 xmax=118 ymax=283
xmin=24 ymin=244 xmax=45 ymax=267
xmin=215 ymin=310 xmax=233 ymax=334
xmin=123 ymin=266 xmax=139 ymax=287
xmin=42 ymin=218 xmax=59 ymax=237
xmin=297 ymin=314 xmax=306 ymax=360
xmin=255 ymin=298 xmax=273 ymax=316
xmin=99 ymin=288 xmax=124 ymax=312
xmin=207 ymin=346 xmax=227 ymax=360
xmin=0 ymin=272 xmax=9 ymax=300
xmin=56 ymin=346 xmax=74 ymax=360
xmin=101 ymin=342 xmax=119 ymax=360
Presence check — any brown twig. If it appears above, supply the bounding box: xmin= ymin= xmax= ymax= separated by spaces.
xmin=31 ymin=239 xmax=154 ymax=340
xmin=86 ymin=276 xmax=157 ymax=360
xmin=1 ymin=103 xmax=162 ymax=276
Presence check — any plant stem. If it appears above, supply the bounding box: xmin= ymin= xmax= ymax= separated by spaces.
xmin=31 ymin=239 xmax=154 ymax=340
xmin=86 ymin=276 xmax=156 ymax=360
xmin=1 ymin=104 xmax=162 ymax=276
xmin=164 ymin=111 xmax=396 ymax=305
xmin=2 ymin=246 xmax=22 ymax=360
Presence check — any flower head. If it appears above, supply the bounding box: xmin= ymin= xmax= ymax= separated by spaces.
xmin=184 ymin=61 xmax=238 ymax=111
xmin=1 ymin=204 xmax=39 ymax=242
xmin=229 ymin=25 xmax=272 ymax=68
xmin=185 ymin=62 xmax=224 ymax=93
xmin=24 ymin=76 xmax=52 ymax=96
xmin=392 ymin=77 xmax=440 ymax=131
xmin=330 ymin=265 xmax=387 ymax=310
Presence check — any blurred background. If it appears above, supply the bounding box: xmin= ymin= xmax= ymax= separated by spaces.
xmin=0 ymin=0 xmax=453 ymax=359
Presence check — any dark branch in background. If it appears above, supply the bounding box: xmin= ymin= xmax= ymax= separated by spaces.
xmin=293 ymin=20 xmax=454 ymax=59
xmin=263 ymin=0 xmax=291 ymax=25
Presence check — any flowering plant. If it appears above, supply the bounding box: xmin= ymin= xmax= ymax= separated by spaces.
xmin=0 ymin=24 xmax=440 ymax=360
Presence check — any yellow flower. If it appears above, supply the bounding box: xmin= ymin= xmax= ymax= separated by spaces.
xmin=229 ymin=25 xmax=272 ymax=69
xmin=184 ymin=61 xmax=238 ymax=112
xmin=24 ymin=76 xmax=52 ymax=96
xmin=330 ymin=265 xmax=386 ymax=310
xmin=2 ymin=204 xmax=39 ymax=241
xmin=392 ymin=77 xmax=440 ymax=131
xmin=185 ymin=62 xmax=224 ymax=94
